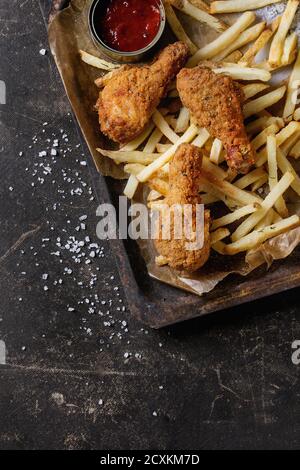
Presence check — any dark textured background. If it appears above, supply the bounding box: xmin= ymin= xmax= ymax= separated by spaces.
xmin=0 ymin=0 xmax=300 ymax=450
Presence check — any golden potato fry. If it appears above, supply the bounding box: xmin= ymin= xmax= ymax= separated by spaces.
xmin=231 ymin=171 xmax=294 ymax=241
xmin=243 ymin=83 xmax=270 ymax=100
xmin=243 ymin=86 xmax=287 ymax=118
xmin=121 ymin=123 xmax=155 ymax=151
xmin=210 ymin=228 xmax=230 ymax=245
xmin=239 ymin=18 xmax=280 ymax=65
xmin=187 ymin=11 xmax=255 ymax=66
xmin=164 ymin=3 xmax=198 ymax=54
xmin=267 ymin=135 xmax=289 ymax=217
xmin=281 ymin=32 xmax=298 ymax=66
xmin=210 ymin=0 xmax=281 ymax=14
xmin=213 ymin=22 xmax=266 ymax=62
xmin=269 ymin=0 xmax=299 ymax=66
xmin=80 ymin=50 xmax=120 ymax=70
xmin=168 ymin=0 xmax=227 ymax=32
xmin=143 ymin=129 xmax=163 ymax=153
xmin=224 ymin=215 xmax=299 ymax=255
xmin=124 ymin=174 xmax=139 ymax=199
xmin=283 ymin=51 xmax=300 ymax=120
xmin=137 ymin=125 xmax=199 ymax=182
xmin=211 ymin=204 xmax=260 ymax=230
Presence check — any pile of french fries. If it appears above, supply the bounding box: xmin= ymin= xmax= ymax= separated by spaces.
xmin=80 ymin=0 xmax=300 ymax=260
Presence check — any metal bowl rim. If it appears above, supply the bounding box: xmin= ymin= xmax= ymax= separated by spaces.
xmin=88 ymin=0 xmax=166 ymax=57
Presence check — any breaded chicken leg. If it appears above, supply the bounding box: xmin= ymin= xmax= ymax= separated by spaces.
xmin=177 ymin=66 xmax=255 ymax=174
xmin=97 ymin=42 xmax=189 ymax=144
xmin=155 ymin=144 xmax=211 ymax=273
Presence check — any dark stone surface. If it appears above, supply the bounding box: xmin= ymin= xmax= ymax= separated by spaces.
xmin=0 ymin=0 xmax=300 ymax=450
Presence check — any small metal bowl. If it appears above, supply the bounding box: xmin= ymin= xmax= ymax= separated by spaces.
xmin=88 ymin=0 xmax=166 ymax=63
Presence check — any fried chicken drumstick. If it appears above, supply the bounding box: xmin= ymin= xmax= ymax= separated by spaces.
xmin=155 ymin=144 xmax=211 ymax=273
xmin=97 ymin=42 xmax=189 ymax=144
xmin=177 ymin=66 xmax=255 ymax=174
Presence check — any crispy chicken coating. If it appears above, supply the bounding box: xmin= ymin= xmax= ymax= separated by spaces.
xmin=97 ymin=42 xmax=189 ymax=144
xmin=155 ymin=144 xmax=211 ymax=273
xmin=177 ymin=66 xmax=255 ymax=174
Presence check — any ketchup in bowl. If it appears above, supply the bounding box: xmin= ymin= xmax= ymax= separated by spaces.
xmin=94 ymin=0 xmax=162 ymax=53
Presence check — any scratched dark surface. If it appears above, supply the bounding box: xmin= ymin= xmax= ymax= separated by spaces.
xmin=0 ymin=0 xmax=300 ymax=450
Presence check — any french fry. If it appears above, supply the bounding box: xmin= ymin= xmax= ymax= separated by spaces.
xmin=125 ymin=163 xmax=168 ymax=183
xmin=210 ymin=0 xmax=282 ymax=14
xmin=188 ymin=0 xmax=210 ymax=11
xmin=273 ymin=121 xmax=300 ymax=147
xmin=243 ymin=83 xmax=270 ymax=100
xmin=256 ymin=52 xmax=297 ymax=71
xmin=143 ymin=128 xmax=163 ymax=153
xmin=165 ymin=115 xmax=178 ymax=130
xmin=283 ymin=50 xmax=300 ymax=120
xmin=231 ymin=171 xmax=294 ymax=241
xmin=211 ymin=241 xmax=228 ymax=255
xmin=187 ymin=11 xmax=256 ymax=66
xmin=223 ymin=51 xmax=243 ymax=63
xmin=124 ymin=163 xmax=147 ymax=174
xmin=164 ymin=3 xmax=198 ymax=54
xmin=256 ymin=121 xmax=300 ymax=166
xmin=269 ymin=0 xmax=299 ymax=66
xmin=121 ymin=123 xmax=155 ymax=151
xmin=175 ymin=107 xmax=190 ymax=133
xmin=213 ymin=65 xmax=271 ymax=82
xmin=123 ymin=174 xmax=140 ymax=199
xmin=211 ymin=203 xmax=260 ymax=230
xmin=258 ymin=109 xmax=273 ymax=118
xmin=281 ymin=32 xmax=298 ymax=66
xmin=97 ymin=148 xmax=159 ymax=165
xmin=94 ymin=68 xmax=124 ymax=88
xmin=251 ymin=174 xmax=268 ymax=191
xmin=224 ymin=215 xmax=300 ymax=255
xmin=168 ymin=0 xmax=227 ymax=32
xmin=277 ymin=148 xmax=300 ymax=196
xmin=210 ymin=138 xmax=223 ymax=164
xmin=254 ymin=210 xmax=274 ymax=231
xmin=267 ymin=135 xmax=289 ymax=217
xmin=137 ymin=124 xmax=199 ymax=182
xmin=148 ymin=190 xmax=164 ymax=202
xmin=243 ymin=86 xmax=287 ymax=118
xmin=280 ymin=130 xmax=300 ymax=154
xmin=79 ymin=50 xmax=120 ymax=70
xmin=199 ymin=180 xmax=244 ymax=210
xmin=200 ymin=169 xmax=261 ymax=206
xmin=239 ymin=27 xmax=276 ymax=65
xmin=294 ymin=108 xmax=300 ymax=120
xmin=213 ymin=22 xmax=266 ymax=62
xmin=152 ymin=110 xmax=180 ymax=144
xmin=290 ymin=138 xmax=300 ymax=158
xmin=234 ymin=168 xmax=268 ymax=189
xmin=156 ymin=143 xmax=172 ymax=153
xmin=246 ymin=117 xmax=269 ymax=135
xmin=202 ymin=156 xmax=228 ymax=180
xmin=267 ymin=135 xmax=278 ymax=188
xmin=250 ymin=123 xmax=279 ymax=151
xmin=210 ymin=228 xmax=230 ymax=245
xmin=246 ymin=116 xmax=284 ymax=135
xmin=192 ymin=128 xmax=211 ymax=147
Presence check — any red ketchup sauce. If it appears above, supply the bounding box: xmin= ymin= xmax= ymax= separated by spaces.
xmin=97 ymin=0 xmax=161 ymax=52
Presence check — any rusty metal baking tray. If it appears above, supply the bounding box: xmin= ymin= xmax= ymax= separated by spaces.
xmin=48 ymin=0 xmax=300 ymax=328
